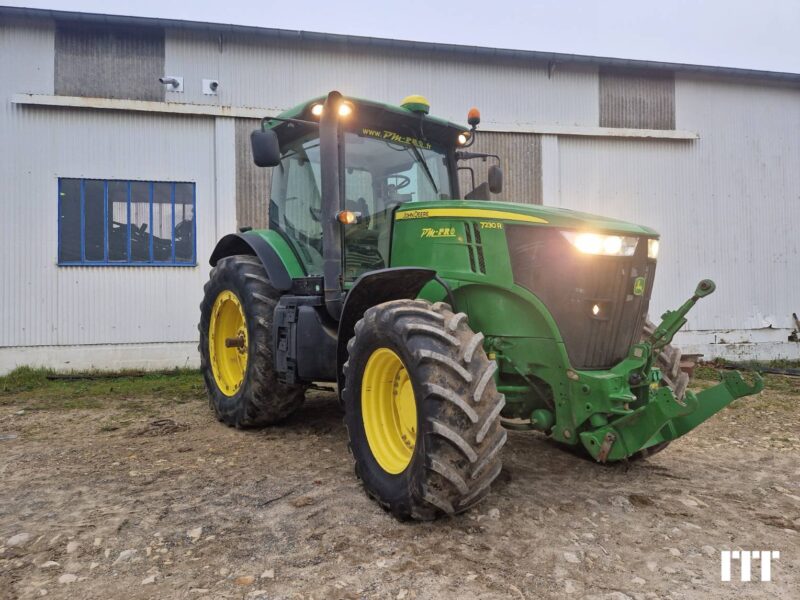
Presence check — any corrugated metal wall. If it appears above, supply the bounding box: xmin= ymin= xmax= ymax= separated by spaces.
xmin=55 ymin=22 xmax=165 ymax=101
xmin=1 ymin=18 xmax=56 ymax=349
xmin=165 ymin=32 xmax=600 ymax=129
xmin=599 ymin=68 xmax=675 ymax=130
xmin=555 ymin=75 xmax=800 ymax=339
xmin=458 ymin=132 xmax=542 ymax=204
xmin=2 ymin=19 xmax=219 ymax=348
xmin=1 ymin=106 xmax=216 ymax=347
xmin=234 ymin=118 xmax=270 ymax=229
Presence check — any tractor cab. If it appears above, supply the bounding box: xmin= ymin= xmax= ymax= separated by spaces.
xmin=256 ymin=95 xmax=490 ymax=281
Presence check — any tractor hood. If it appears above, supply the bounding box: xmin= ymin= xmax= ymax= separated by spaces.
xmin=395 ymin=200 xmax=659 ymax=237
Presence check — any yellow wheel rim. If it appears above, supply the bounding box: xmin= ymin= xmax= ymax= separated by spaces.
xmin=208 ymin=290 xmax=248 ymax=396
xmin=361 ymin=348 xmax=418 ymax=474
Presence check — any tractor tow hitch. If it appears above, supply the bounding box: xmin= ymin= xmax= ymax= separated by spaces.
xmin=581 ymin=370 xmax=763 ymax=462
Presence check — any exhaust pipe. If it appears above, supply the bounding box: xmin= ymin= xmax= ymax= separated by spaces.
xmin=320 ymin=90 xmax=345 ymax=319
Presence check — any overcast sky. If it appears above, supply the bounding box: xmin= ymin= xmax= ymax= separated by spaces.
xmin=5 ymin=0 xmax=799 ymax=73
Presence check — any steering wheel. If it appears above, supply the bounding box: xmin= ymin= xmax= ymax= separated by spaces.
xmin=387 ymin=174 xmax=411 ymax=190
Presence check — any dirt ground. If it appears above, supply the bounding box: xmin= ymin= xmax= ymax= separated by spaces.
xmin=0 ymin=370 xmax=798 ymax=599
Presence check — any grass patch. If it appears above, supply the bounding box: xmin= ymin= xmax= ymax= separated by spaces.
xmin=693 ymin=362 xmax=800 ymax=396
xmin=758 ymin=374 xmax=800 ymax=395
xmin=692 ymin=364 xmax=720 ymax=381
xmin=0 ymin=367 xmax=205 ymax=410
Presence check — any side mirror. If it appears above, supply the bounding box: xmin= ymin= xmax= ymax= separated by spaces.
xmin=488 ymin=165 xmax=503 ymax=194
xmin=250 ymin=129 xmax=281 ymax=167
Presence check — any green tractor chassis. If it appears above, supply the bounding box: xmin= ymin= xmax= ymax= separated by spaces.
xmin=199 ymin=90 xmax=762 ymax=520
xmin=389 ymin=204 xmax=763 ymax=463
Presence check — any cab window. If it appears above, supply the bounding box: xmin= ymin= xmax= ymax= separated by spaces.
xmin=269 ymin=136 xmax=323 ymax=275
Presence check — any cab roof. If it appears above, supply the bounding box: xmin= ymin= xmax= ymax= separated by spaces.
xmin=267 ymin=95 xmax=469 ymax=147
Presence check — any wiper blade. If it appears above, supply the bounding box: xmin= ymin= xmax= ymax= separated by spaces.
xmin=407 ymin=146 xmax=438 ymax=194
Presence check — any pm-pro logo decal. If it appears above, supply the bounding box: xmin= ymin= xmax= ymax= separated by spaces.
xmin=421 ymin=227 xmax=456 ymax=239
xmin=360 ymin=128 xmax=432 ymax=150
xmin=633 ymin=277 xmax=646 ymax=296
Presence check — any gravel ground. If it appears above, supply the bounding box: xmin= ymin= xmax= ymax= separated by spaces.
xmin=0 ymin=374 xmax=798 ymax=599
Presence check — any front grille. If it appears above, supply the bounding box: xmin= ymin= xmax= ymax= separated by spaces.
xmin=506 ymin=226 xmax=656 ymax=369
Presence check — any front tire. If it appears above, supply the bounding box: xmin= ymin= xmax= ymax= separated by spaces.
xmin=199 ymin=255 xmax=305 ymax=427
xmin=343 ymin=299 xmax=507 ymax=520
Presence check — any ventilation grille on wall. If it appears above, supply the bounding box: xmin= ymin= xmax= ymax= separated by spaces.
xmin=54 ymin=23 xmax=166 ymax=101
xmin=599 ymin=68 xmax=676 ymax=130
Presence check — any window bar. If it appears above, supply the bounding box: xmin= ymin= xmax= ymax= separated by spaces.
xmin=171 ymin=182 xmax=176 ymax=263
xmin=149 ymin=181 xmax=154 ymax=263
xmin=126 ymin=181 xmax=132 ymax=263
xmin=103 ymin=180 xmax=109 ymax=263
xmin=80 ymin=178 xmax=86 ymax=262
xmin=57 ymin=178 xmax=62 ymax=264
xmin=192 ymin=184 xmax=197 ymax=264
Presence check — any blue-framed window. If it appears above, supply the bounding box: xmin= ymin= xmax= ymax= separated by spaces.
xmin=58 ymin=178 xmax=196 ymax=266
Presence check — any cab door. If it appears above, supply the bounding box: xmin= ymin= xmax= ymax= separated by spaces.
xmin=269 ymin=135 xmax=324 ymax=275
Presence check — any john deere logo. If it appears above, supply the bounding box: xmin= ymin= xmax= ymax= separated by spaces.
xmin=633 ymin=277 xmax=646 ymax=296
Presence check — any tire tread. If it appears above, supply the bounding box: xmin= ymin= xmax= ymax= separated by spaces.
xmin=343 ymin=299 xmax=506 ymax=520
xmin=198 ymin=255 xmax=305 ymax=428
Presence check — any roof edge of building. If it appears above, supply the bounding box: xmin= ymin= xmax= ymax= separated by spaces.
xmin=2 ymin=5 xmax=799 ymax=83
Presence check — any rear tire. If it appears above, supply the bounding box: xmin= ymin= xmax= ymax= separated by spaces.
xmin=343 ymin=299 xmax=507 ymax=520
xmin=199 ymin=255 xmax=305 ymax=427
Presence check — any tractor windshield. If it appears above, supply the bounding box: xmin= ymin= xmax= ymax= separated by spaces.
xmin=340 ymin=129 xmax=453 ymax=280
xmin=269 ymin=126 xmax=454 ymax=278
xmin=344 ymin=129 xmax=452 ymax=203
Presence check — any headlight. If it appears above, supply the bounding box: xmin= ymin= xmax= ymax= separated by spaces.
xmin=647 ymin=238 xmax=659 ymax=259
xmin=310 ymin=102 xmax=353 ymax=117
xmin=561 ymin=231 xmax=638 ymax=257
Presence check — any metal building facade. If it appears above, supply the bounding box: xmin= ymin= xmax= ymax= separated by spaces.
xmin=553 ymin=75 xmax=800 ymax=358
xmin=1 ymin=8 xmax=798 ymax=373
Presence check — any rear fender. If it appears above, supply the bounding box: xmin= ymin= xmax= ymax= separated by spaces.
xmin=209 ymin=232 xmax=295 ymax=291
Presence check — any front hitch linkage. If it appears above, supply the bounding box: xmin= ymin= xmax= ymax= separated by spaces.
xmin=580 ymin=279 xmax=764 ymax=462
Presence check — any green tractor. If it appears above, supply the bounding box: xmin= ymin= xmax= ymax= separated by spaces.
xmin=199 ymin=91 xmax=762 ymax=520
